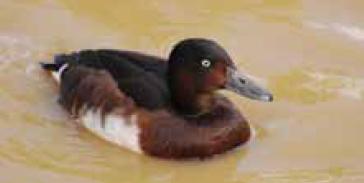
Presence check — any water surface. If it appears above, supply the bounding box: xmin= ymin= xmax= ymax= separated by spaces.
xmin=0 ymin=0 xmax=363 ymax=182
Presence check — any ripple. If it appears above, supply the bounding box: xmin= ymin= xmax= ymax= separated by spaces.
xmin=270 ymin=69 xmax=364 ymax=103
xmin=306 ymin=72 xmax=364 ymax=101
xmin=306 ymin=21 xmax=364 ymax=42
xmin=233 ymin=168 xmax=364 ymax=183
xmin=0 ymin=34 xmax=38 ymax=69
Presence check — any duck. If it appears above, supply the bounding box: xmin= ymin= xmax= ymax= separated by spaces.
xmin=40 ymin=38 xmax=273 ymax=159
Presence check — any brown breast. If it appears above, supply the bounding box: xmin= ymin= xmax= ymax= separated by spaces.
xmin=138 ymin=97 xmax=251 ymax=159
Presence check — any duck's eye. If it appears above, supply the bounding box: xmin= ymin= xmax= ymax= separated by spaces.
xmin=201 ymin=59 xmax=211 ymax=68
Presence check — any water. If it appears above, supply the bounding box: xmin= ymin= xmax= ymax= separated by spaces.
xmin=0 ymin=0 xmax=363 ymax=182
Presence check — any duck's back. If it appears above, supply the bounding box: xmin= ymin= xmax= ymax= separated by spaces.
xmin=54 ymin=49 xmax=170 ymax=109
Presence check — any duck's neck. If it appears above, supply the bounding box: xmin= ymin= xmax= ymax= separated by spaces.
xmin=168 ymin=71 xmax=214 ymax=116
xmin=175 ymin=92 xmax=214 ymax=116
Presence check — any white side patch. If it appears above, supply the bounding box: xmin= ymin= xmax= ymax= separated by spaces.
xmin=81 ymin=109 xmax=142 ymax=153
xmin=51 ymin=63 xmax=68 ymax=84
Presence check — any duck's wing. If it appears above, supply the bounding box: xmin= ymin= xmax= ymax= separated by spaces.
xmin=59 ymin=65 xmax=141 ymax=152
xmin=55 ymin=49 xmax=168 ymax=80
xmin=41 ymin=49 xmax=170 ymax=109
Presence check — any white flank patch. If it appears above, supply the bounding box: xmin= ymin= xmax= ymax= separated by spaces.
xmin=51 ymin=63 xmax=68 ymax=84
xmin=81 ymin=109 xmax=142 ymax=153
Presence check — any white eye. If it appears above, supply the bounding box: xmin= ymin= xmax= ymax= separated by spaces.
xmin=201 ymin=59 xmax=211 ymax=68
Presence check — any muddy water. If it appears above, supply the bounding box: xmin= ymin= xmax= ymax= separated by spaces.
xmin=0 ymin=0 xmax=363 ymax=182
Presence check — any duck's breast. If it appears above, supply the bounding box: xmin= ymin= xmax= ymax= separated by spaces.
xmin=138 ymin=97 xmax=252 ymax=159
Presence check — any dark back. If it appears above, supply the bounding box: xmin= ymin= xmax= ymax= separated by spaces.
xmin=55 ymin=49 xmax=170 ymax=109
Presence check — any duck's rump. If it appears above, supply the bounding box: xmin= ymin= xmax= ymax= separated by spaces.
xmin=55 ymin=49 xmax=170 ymax=109
xmin=59 ymin=66 xmax=251 ymax=159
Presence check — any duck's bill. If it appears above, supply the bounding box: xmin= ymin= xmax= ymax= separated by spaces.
xmin=225 ymin=67 xmax=273 ymax=102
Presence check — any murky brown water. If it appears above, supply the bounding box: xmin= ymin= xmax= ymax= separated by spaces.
xmin=0 ymin=0 xmax=363 ymax=182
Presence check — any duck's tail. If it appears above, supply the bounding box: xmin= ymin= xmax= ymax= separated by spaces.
xmin=40 ymin=62 xmax=59 ymax=71
xmin=40 ymin=54 xmax=69 ymax=71
xmin=40 ymin=55 xmax=70 ymax=83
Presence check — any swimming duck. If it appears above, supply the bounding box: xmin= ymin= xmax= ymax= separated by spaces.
xmin=41 ymin=38 xmax=273 ymax=159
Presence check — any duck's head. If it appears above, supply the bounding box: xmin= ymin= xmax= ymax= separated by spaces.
xmin=168 ymin=38 xmax=273 ymax=116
